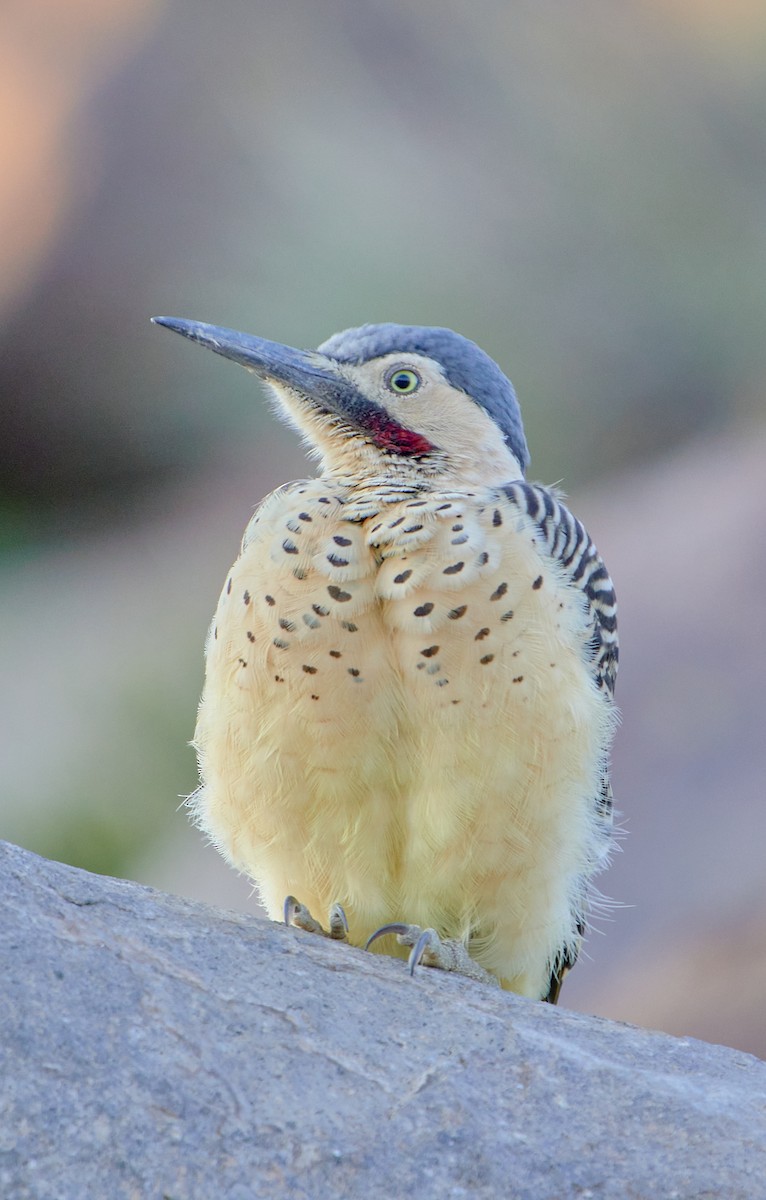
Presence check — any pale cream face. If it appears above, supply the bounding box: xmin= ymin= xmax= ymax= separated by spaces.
xmin=263 ymin=351 xmax=526 ymax=489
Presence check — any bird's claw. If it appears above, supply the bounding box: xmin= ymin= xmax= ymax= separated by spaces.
xmin=366 ymin=921 xmax=500 ymax=986
xmin=365 ymin=922 xmax=441 ymax=975
xmin=409 ymin=927 xmax=441 ymax=975
xmin=364 ymin=921 xmax=410 ymax=950
xmin=327 ymin=902 xmax=350 ymax=940
xmin=283 ymin=895 xmax=349 ymax=941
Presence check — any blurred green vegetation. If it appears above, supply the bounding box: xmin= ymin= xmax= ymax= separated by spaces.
xmin=1 ymin=649 xmax=201 ymax=880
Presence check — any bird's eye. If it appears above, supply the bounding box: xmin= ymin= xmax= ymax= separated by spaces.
xmin=386 ymin=367 xmax=421 ymax=395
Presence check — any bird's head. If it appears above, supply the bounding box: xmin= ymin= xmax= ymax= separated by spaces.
xmin=152 ymin=318 xmax=529 ymax=487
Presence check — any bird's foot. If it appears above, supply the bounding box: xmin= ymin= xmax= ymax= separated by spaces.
xmin=283 ymin=895 xmax=349 ymax=941
xmin=366 ymin=923 xmax=500 ymax=987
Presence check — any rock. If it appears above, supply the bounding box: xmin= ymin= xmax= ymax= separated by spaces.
xmin=1 ymin=840 xmax=764 ymax=1200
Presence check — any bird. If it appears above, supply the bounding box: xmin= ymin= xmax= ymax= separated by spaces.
xmin=153 ymin=316 xmax=619 ymax=1003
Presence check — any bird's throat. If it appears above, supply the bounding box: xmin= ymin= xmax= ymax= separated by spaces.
xmin=361 ymin=411 xmax=435 ymax=457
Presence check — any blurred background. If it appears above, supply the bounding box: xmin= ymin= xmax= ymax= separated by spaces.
xmin=1 ymin=0 xmax=764 ymax=1056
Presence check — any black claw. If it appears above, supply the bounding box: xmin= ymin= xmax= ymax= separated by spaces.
xmin=365 ymin=922 xmax=409 ymax=951
xmin=329 ymin=903 xmax=349 ymax=937
xmin=408 ymin=928 xmax=436 ymax=976
xmin=284 ymin=895 xmax=300 ymax=925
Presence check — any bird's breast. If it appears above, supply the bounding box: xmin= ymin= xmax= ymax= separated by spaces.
xmin=194 ymin=477 xmax=610 ymax=972
xmin=202 ymin=478 xmax=594 ymax=725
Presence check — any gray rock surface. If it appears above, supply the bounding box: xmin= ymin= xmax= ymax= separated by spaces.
xmin=1 ymin=840 xmax=765 ymax=1200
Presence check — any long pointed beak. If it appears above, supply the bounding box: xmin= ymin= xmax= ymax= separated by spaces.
xmin=152 ymin=315 xmax=438 ymax=457
xmin=151 ymin=317 xmax=339 ymax=394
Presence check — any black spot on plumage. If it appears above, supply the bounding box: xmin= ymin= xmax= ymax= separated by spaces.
xmin=586 ymin=565 xmax=611 ymax=590
xmin=238 ymin=658 xmax=247 ymax=667
xmin=571 ymin=551 xmax=591 ymax=584
xmin=451 ymin=533 xmax=469 ymax=545
xmin=327 ymin=585 xmax=352 ymax=602
xmin=490 ymin=582 xmax=508 ymax=601
xmin=436 ymin=678 xmax=449 ymax=687
xmin=302 ymin=664 xmax=318 ymax=675
xmin=327 ymin=553 xmax=349 ymax=567
xmin=214 ymin=627 xmax=218 ymax=640
xmin=513 ymin=675 xmax=524 ymax=683
xmin=318 ymin=497 xmax=331 ymax=504
xmin=522 ymin=485 xmax=540 ymax=518
xmin=394 ymin=569 xmax=413 ymax=584
xmin=243 ymin=590 xmax=251 ymax=605
xmin=283 ymin=539 xmax=299 ymax=555
xmin=299 ymin=512 xmax=312 ymax=522
xmin=532 ymin=575 xmax=544 ymax=590
xmin=334 ymin=534 xmax=352 ymax=547
xmin=413 ymin=602 xmax=434 ymax=617
xmin=404 ymin=523 xmax=423 ymax=534
xmin=451 ymin=523 xmax=464 ymax=532
xmin=436 ymin=503 xmax=452 ymax=511
xmin=421 ymin=645 xmax=439 ymax=658
xmin=562 ymin=521 xmax=586 ymax=569
xmin=329 ymin=650 xmax=342 ymax=658
xmin=348 ymin=667 xmax=361 ymax=677
xmin=311 ymin=694 xmax=320 ymax=700
xmin=273 ymin=638 xmax=289 ymax=649
xmin=407 ymin=500 xmax=428 ymax=507
xmin=477 ymin=551 xmax=489 ymax=566
xmin=275 ymin=675 xmax=284 ymax=683
xmin=340 ymin=621 xmax=358 ymax=632
xmin=443 ymin=562 xmax=464 ymax=575
xmin=279 ymin=617 xmax=295 ymax=631
xmin=448 ymin=605 xmax=467 ymax=620
xmin=492 ymin=509 xmax=502 ymax=527
xmin=313 ymin=603 xmax=329 ymax=616
xmin=247 ymin=631 xmax=255 ymax=642
xmin=501 ymin=610 xmax=514 ymax=622
xmin=597 ymin=780 xmax=613 ymax=817
xmin=480 ymin=654 xmax=494 ymax=665
xmin=226 ymin=578 xmax=232 ymax=595
xmin=265 ymin=594 xmax=275 ymax=606
xmin=475 ymin=628 xmax=490 ymax=641
xmin=389 ymin=517 xmax=405 ymax=528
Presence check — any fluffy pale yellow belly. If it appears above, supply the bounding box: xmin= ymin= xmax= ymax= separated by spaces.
xmin=192 ymin=480 xmax=612 ymax=996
